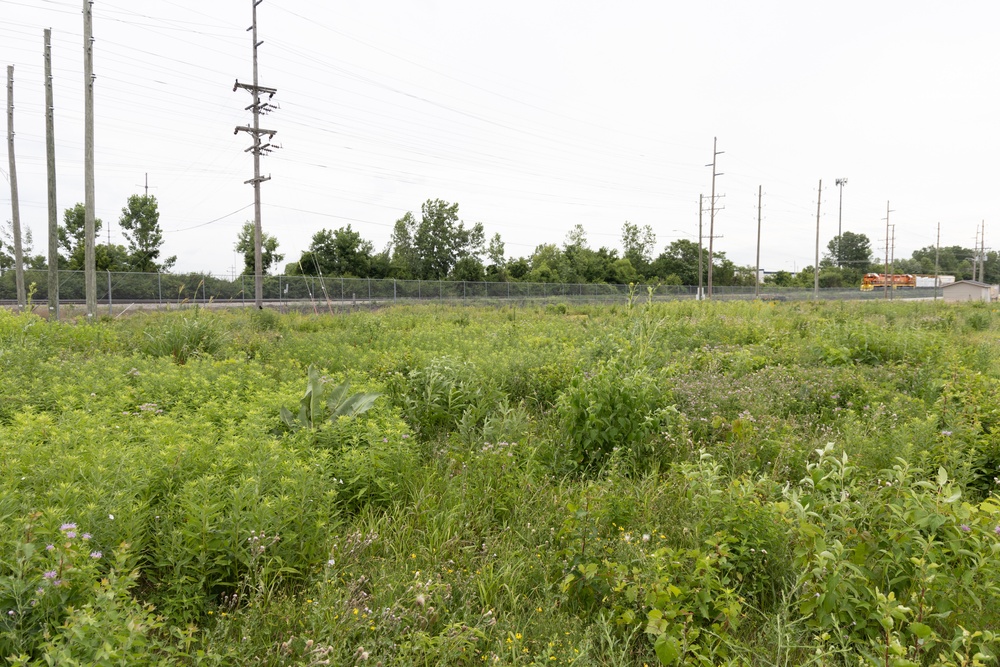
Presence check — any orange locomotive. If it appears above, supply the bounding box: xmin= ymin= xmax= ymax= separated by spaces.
xmin=860 ymin=273 xmax=916 ymax=291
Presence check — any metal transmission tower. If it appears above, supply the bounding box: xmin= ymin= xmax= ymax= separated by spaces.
xmin=834 ymin=178 xmax=847 ymax=266
xmin=234 ymin=0 xmax=279 ymax=309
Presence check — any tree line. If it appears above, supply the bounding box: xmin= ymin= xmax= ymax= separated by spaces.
xmin=4 ymin=196 xmax=996 ymax=286
xmin=1 ymin=194 xmax=174 ymax=273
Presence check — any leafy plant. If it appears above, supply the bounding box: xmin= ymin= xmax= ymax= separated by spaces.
xmin=280 ymin=365 xmax=380 ymax=432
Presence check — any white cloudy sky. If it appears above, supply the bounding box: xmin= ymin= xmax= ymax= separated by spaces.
xmin=1 ymin=1 xmax=997 ymax=276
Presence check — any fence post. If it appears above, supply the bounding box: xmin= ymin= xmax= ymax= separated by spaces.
xmin=158 ymin=272 xmax=162 ymax=308
xmin=368 ymin=277 xmax=371 ymax=302
xmin=107 ymin=270 xmax=112 ymax=316
xmin=202 ymin=275 xmax=207 ymax=303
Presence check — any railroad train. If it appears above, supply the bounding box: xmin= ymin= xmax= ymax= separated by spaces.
xmin=860 ymin=273 xmax=955 ymax=291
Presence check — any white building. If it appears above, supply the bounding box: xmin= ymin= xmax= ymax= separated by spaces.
xmin=942 ymin=280 xmax=997 ymax=303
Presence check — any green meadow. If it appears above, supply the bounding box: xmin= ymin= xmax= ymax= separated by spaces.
xmin=1 ymin=299 xmax=999 ymax=666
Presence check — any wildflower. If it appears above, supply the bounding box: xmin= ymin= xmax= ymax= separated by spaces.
xmin=995 ymin=525 xmax=1000 ymax=536
xmin=108 ymin=514 xmax=114 ymax=520
xmin=59 ymin=523 xmax=77 ymax=532
xmin=65 ymin=531 xmax=76 ymax=539
xmin=90 ymin=551 xmax=102 ymax=559
xmin=45 ymin=544 xmax=54 ymax=551
xmin=941 ymin=430 xmax=953 ymax=437
xmin=43 ymin=570 xmax=57 ymax=580
xmin=327 ymin=558 xmax=335 ymax=566
xmin=642 ymin=533 xmax=650 ymax=542
xmin=960 ymin=524 xmax=971 ymax=532
xmin=82 ymin=533 xmax=91 ymax=540
xmin=7 ymin=610 xmax=14 ymax=616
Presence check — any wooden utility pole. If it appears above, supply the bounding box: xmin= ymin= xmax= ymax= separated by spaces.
xmin=980 ymin=220 xmax=986 ymax=282
xmin=882 ymin=201 xmax=891 ymax=299
xmin=755 ymin=185 xmax=762 ymax=299
xmin=813 ymin=179 xmax=822 ymax=299
xmin=45 ymin=29 xmax=59 ymax=318
xmin=889 ymin=224 xmax=896 ymax=301
xmin=934 ymin=222 xmax=940 ymax=302
xmin=234 ymin=0 xmax=279 ymax=309
xmin=697 ymin=194 xmax=703 ymax=300
xmin=6 ymin=65 xmax=25 ymax=310
xmin=706 ymin=137 xmax=723 ymax=299
xmin=83 ymin=0 xmax=97 ymax=317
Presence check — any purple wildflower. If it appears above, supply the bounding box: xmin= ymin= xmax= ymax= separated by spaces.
xmin=59 ymin=523 xmax=77 ymax=532
xmin=90 ymin=551 xmax=102 ymax=559
xmin=65 ymin=531 xmax=76 ymax=539
xmin=82 ymin=533 xmax=91 ymax=540
xmin=941 ymin=430 xmax=953 ymax=437
xmin=45 ymin=544 xmax=54 ymax=551
xmin=994 ymin=525 xmax=1000 ymax=536
xmin=960 ymin=524 xmax=971 ymax=532
xmin=43 ymin=570 xmax=57 ymax=580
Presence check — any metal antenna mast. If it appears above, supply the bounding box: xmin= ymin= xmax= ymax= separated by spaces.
xmin=234 ymin=0 xmax=279 ymax=309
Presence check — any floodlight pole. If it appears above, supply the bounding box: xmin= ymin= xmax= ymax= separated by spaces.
xmin=835 ymin=178 xmax=847 ymax=267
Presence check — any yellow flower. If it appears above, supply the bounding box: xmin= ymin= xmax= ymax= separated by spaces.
xmin=536 ymin=607 xmax=543 ymax=613
xmin=515 ymin=633 xmax=522 ymax=640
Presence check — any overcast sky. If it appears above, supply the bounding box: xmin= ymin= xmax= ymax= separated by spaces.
xmin=2 ymin=1 xmax=998 ymax=277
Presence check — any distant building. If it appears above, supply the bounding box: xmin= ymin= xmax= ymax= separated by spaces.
xmin=942 ymin=280 xmax=997 ymax=303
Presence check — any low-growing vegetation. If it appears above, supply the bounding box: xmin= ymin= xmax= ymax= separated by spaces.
xmin=1 ymin=299 xmax=999 ymax=665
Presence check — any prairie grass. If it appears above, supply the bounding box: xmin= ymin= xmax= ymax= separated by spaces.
xmin=0 ymin=301 xmax=999 ymax=665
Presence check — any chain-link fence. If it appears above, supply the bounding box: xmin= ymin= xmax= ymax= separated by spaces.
xmin=0 ymin=269 xmax=942 ymax=308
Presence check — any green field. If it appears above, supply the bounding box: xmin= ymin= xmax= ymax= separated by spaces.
xmin=2 ymin=300 xmax=999 ymax=666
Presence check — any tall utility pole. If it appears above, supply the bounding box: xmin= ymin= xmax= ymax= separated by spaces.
xmin=706 ymin=137 xmax=723 ymax=299
xmin=835 ymin=178 xmax=847 ymax=267
xmin=883 ymin=201 xmax=892 ymax=300
xmin=979 ymin=220 xmax=986 ymax=282
xmin=83 ymin=0 xmax=97 ymax=318
xmin=755 ymin=185 xmax=762 ymax=299
xmin=934 ymin=222 xmax=940 ymax=302
xmin=6 ymin=65 xmax=25 ymax=310
xmin=234 ymin=0 xmax=279 ymax=309
xmin=889 ymin=224 xmax=896 ymax=301
xmin=813 ymin=179 xmax=822 ymax=299
xmin=45 ymin=29 xmax=59 ymax=319
xmin=697 ymin=194 xmax=703 ymax=300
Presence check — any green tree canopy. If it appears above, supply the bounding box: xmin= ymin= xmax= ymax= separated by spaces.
xmin=235 ymin=221 xmax=284 ymax=276
xmin=297 ymin=226 xmax=373 ymax=277
xmin=59 ymin=203 xmax=102 ymax=269
xmin=825 ymin=231 xmax=873 ymax=271
xmin=119 ymin=195 xmax=175 ymax=272
xmin=410 ymin=199 xmax=485 ymax=280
